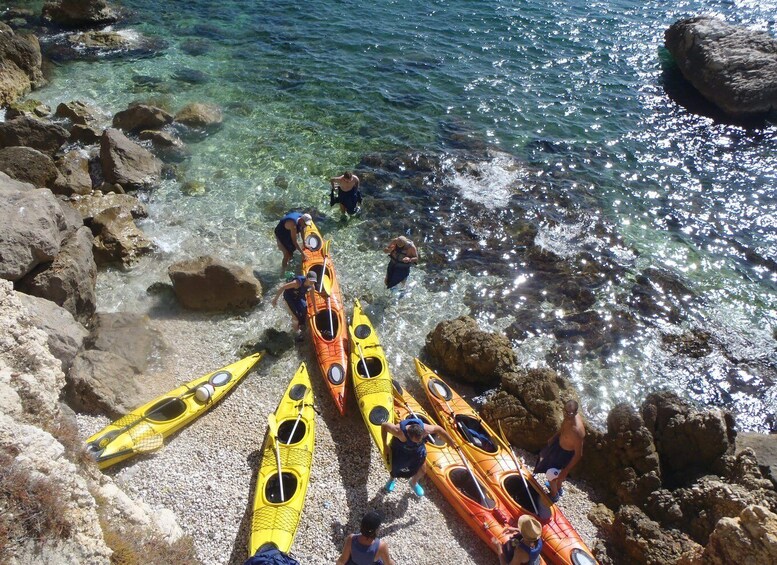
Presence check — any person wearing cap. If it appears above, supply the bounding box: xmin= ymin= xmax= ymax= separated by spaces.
xmin=494 ymin=514 xmax=543 ymax=565
xmin=534 ymin=399 xmax=585 ymax=502
xmin=380 ymin=417 xmax=453 ymax=497
xmin=336 ymin=510 xmax=394 ymax=565
xmin=329 ymin=171 xmax=362 ymax=216
xmin=383 ymin=235 xmax=418 ymax=290
xmin=274 ymin=212 xmax=313 ymax=272
xmin=271 ymin=270 xmax=318 ymax=341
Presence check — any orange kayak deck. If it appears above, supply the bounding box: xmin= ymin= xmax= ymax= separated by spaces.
xmin=301 ymin=222 xmax=348 ymax=415
xmin=416 ymin=358 xmax=597 ymax=565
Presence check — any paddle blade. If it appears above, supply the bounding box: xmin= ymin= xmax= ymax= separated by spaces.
xmin=267 ymin=413 xmax=279 ymax=445
xmin=322 ymin=239 xmax=331 ymax=257
xmin=320 ymin=275 xmax=332 ymax=297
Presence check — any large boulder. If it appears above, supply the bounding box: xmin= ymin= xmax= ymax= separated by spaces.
xmin=737 ymin=432 xmax=777 ymax=487
xmin=577 ymin=403 xmax=663 ymax=509
xmin=67 ymin=191 xmax=148 ymax=223
xmin=54 ymin=149 xmax=94 ymax=195
xmin=16 ymin=226 xmax=97 ymax=324
xmin=0 ymin=169 xmax=35 ymax=192
xmin=173 ymin=102 xmax=223 ymax=128
xmin=699 ymin=505 xmax=777 ymax=565
xmin=0 ymin=116 xmax=69 ymax=156
xmin=16 ymin=293 xmax=88 ymax=373
xmin=608 ymin=505 xmax=703 ymax=565
xmin=0 ymin=186 xmax=68 ymax=281
xmin=168 ymin=256 xmax=263 ymax=311
xmin=481 ymin=367 xmax=580 ymax=451
xmin=0 ymin=24 xmax=45 ymax=105
xmin=99 ymin=128 xmax=162 ymax=190
xmin=642 ymin=391 xmax=736 ymax=487
xmin=5 ymin=99 xmax=50 ymax=120
xmin=424 ymin=316 xmax=517 ymax=384
xmin=665 ymin=17 xmax=777 ymax=117
xmin=112 ymin=104 xmax=173 ymax=132
xmin=85 ymin=312 xmax=165 ymax=374
xmin=54 ymin=100 xmax=106 ymax=127
xmin=41 ymin=0 xmax=119 ymax=28
xmin=90 ymin=206 xmax=154 ymax=265
xmin=0 ymin=146 xmax=64 ymax=189
xmin=65 ymin=349 xmax=145 ymax=418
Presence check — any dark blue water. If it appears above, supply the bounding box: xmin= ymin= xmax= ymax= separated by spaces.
xmin=22 ymin=0 xmax=777 ymax=430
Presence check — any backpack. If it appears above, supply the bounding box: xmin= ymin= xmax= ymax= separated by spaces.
xmin=244 ymin=547 xmax=301 ymax=565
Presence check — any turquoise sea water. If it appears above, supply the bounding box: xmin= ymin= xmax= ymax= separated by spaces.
xmin=15 ymin=0 xmax=776 ymax=430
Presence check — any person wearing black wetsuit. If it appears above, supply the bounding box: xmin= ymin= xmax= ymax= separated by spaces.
xmin=383 ymin=235 xmax=418 ymax=290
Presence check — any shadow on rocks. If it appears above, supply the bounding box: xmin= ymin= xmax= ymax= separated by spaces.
xmin=227 ymin=447 xmax=264 ymax=565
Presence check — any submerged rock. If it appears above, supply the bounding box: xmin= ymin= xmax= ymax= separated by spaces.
xmin=665 ymin=17 xmax=777 ymax=118
xmin=42 ymin=0 xmax=119 ymax=28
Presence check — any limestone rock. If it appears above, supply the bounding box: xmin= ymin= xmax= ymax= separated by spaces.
xmin=700 ymin=505 xmax=777 ymax=565
xmin=0 ymin=116 xmax=69 ymax=156
xmin=42 ymin=0 xmax=119 ymax=28
xmin=0 ymin=145 xmax=64 ymax=189
xmin=113 ymin=103 xmax=173 ymax=132
xmin=91 ymin=206 xmax=154 ymax=265
xmin=665 ymin=17 xmax=777 ymax=117
xmin=100 ymin=128 xmax=162 ymax=190
xmin=0 ymin=169 xmax=35 ymax=192
xmin=642 ymin=391 xmax=736 ymax=487
xmin=0 ymin=186 xmax=67 ymax=281
xmin=70 ymin=124 xmax=103 ymax=145
xmin=15 ymin=226 xmax=97 ymax=324
xmin=424 ymin=316 xmax=517 ymax=384
xmin=67 ymin=191 xmax=148 ymax=223
xmin=5 ymin=98 xmax=50 ymax=120
xmin=0 ymin=25 xmax=45 ymax=105
xmin=481 ymin=366 xmax=579 ymax=451
xmin=16 ymin=293 xmax=88 ymax=372
xmin=65 ymin=349 xmax=145 ymax=417
xmin=737 ymin=433 xmax=777 ymax=487
xmin=174 ymin=102 xmax=223 ymax=128
xmin=54 ymin=100 xmax=106 ymax=127
xmin=168 ymin=255 xmax=262 ymax=311
xmin=55 ymin=149 xmax=94 ymax=195
xmin=85 ymin=312 xmax=165 ymax=374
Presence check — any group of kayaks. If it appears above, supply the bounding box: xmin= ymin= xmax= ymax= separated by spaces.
xmin=83 ymin=218 xmax=598 ymax=564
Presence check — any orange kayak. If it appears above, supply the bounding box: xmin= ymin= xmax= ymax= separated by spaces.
xmin=392 ymin=379 xmax=512 ymax=552
xmin=416 ymin=359 xmax=598 ymax=565
xmin=301 ymin=221 xmax=348 ymax=415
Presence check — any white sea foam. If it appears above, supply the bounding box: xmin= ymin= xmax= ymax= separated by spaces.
xmin=445 ymin=152 xmax=527 ymax=209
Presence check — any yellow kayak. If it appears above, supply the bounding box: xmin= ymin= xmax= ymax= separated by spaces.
xmin=85 ymin=352 xmax=263 ymax=469
xmin=349 ymin=298 xmax=394 ymax=468
xmin=249 ymin=362 xmax=316 ymax=556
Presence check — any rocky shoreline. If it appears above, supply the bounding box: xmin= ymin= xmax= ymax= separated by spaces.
xmin=1 ymin=2 xmax=776 ymax=564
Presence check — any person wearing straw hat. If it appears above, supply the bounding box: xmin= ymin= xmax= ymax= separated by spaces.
xmin=383 ymin=235 xmax=418 ymax=290
xmin=336 ymin=510 xmax=394 ymax=565
xmin=494 ymin=514 xmax=543 ymax=565
xmin=271 ymin=270 xmax=317 ymax=341
xmin=274 ymin=211 xmax=313 ymax=272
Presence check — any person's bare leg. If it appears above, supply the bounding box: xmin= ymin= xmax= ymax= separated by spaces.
xmin=409 ymin=466 xmax=425 ymax=488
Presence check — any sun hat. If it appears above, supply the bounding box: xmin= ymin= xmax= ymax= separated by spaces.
xmin=545 ymin=468 xmax=560 ymax=481
xmin=300 ymin=213 xmax=313 ymax=225
xmin=517 ymin=514 xmax=542 ymax=543
xmin=306 ymin=271 xmax=318 ymax=282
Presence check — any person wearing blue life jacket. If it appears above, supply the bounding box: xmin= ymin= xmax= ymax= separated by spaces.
xmin=274 ymin=212 xmax=312 ymax=272
xmin=383 ymin=236 xmax=418 ymax=290
xmin=380 ymin=417 xmax=453 ymax=497
xmin=329 ymin=171 xmax=362 ymax=216
xmin=493 ymin=514 xmax=544 ymax=565
xmin=336 ymin=511 xmax=394 ymax=565
xmin=271 ymin=271 xmax=317 ymax=341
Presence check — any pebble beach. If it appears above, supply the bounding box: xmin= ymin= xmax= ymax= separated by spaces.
xmin=77 ymin=313 xmax=600 ymax=564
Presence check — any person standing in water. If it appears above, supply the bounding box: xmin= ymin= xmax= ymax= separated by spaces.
xmin=383 ymin=236 xmax=418 ymax=290
xmin=271 ymin=271 xmax=317 ymax=341
xmin=329 ymin=171 xmax=362 ymax=216
xmin=274 ymin=212 xmax=312 ymax=272
xmin=380 ymin=416 xmax=453 ymax=497
xmin=534 ymin=399 xmax=585 ymax=502
xmin=336 ymin=510 xmax=394 ymax=565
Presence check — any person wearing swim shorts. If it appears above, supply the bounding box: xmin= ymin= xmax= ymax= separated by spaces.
xmin=534 ymin=399 xmax=585 ymax=502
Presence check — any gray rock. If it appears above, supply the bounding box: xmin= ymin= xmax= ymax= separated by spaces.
xmin=609 ymin=505 xmax=703 ymax=564
xmin=16 ymin=226 xmax=97 ymax=324
xmin=42 ymin=0 xmax=119 ymax=28
xmin=168 ymin=255 xmax=262 ymax=311
xmin=112 ymin=104 xmax=173 ymax=132
xmin=0 ymin=186 xmax=66 ymax=281
xmin=65 ymin=349 xmax=145 ymax=418
xmin=0 ymin=170 xmax=35 ymax=192
xmin=55 ymin=149 xmax=93 ymax=195
xmin=0 ymin=146 xmax=64 ymax=189
xmin=665 ymin=17 xmax=777 ymax=117
xmin=17 ymin=292 xmax=88 ymax=371
xmin=86 ymin=312 xmax=165 ymax=374
xmin=0 ymin=116 xmax=69 ymax=156
xmin=99 ymin=128 xmax=162 ymax=190
xmin=0 ymin=25 xmax=45 ymax=106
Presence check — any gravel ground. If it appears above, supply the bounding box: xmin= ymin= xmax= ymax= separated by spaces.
xmin=77 ymin=314 xmax=602 ymax=565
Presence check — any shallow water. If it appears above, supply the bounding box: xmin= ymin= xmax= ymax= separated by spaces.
xmin=16 ymin=0 xmax=777 ymax=430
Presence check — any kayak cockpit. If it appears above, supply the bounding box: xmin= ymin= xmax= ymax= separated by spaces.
xmin=265 ymin=472 xmax=298 ymax=504
xmin=145 ymin=397 xmax=187 ymax=422
xmin=454 ymin=415 xmax=498 ymax=454
xmin=503 ymin=474 xmax=551 ymax=521
xmin=355 ymin=356 xmax=383 ymax=378
xmin=314 ymin=310 xmax=338 ymax=341
xmin=449 ymin=467 xmax=496 ymax=509
xmin=277 ymin=420 xmax=307 ymax=445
